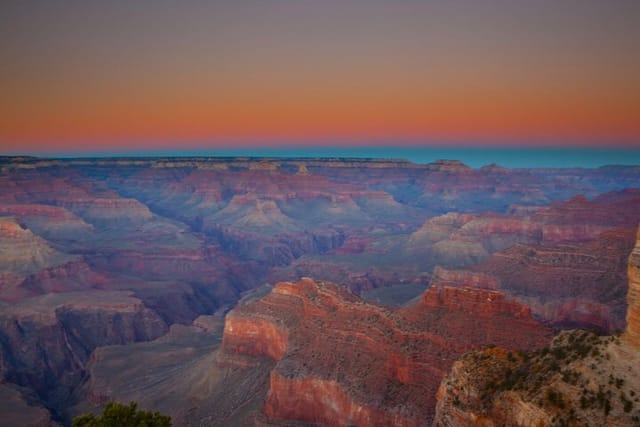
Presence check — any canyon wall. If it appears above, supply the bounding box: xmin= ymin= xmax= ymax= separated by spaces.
xmin=434 ymin=225 xmax=640 ymax=427
xmin=626 ymin=228 xmax=640 ymax=348
xmin=0 ymin=291 xmax=167 ymax=410
xmin=0 ymin=156 xmax=638 ymax=424
xmin=220 ymin=278 xmax=552 ymax=426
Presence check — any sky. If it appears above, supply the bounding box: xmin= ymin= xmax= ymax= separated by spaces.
xmin=1 ymin=0 xmax=639 ymax=155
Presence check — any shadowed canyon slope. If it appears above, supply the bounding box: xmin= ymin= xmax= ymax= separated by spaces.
xmin=0 ymin=156 xmax=638 ymax=425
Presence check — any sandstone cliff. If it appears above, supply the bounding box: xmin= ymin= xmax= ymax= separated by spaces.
xmin=434 ymin=226 xmax=640 ymax=426
xmin=626 ymin=228 xmax=640 ymax=348
xmin=221 ymin=278 xmax=552 ymax=426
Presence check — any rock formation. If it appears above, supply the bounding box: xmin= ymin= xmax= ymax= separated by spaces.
xmin=479 ymin=228 xmax=635 ymax=332
xmin=434 ymin=226 xmax=640 ymax=427
xmin=0 ymin=217 xmax=76 ymax=275
xmin=220 ymin=278 xmax=552 ymax=425
xmin=625 ymin=227 xmax=640 ymax=348
xmin=430 ymin=267 xmax=500 ymax=290
xmin=0 ymin=156 xmax=638 ymax=424
xmin=434 ymin=331 xmax=640 ymax=427
xmin=0 ymin=291 xmax=168 ymax=412
xmin=0 ymin=383 xmax=58 ymax=427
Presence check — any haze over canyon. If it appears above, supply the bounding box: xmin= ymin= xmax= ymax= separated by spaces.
xmin=0 ymin=155 xmax=639 ymax=426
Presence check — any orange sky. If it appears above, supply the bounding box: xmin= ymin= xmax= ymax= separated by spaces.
xmin=1 ymin=1 xmax=639 ymax=153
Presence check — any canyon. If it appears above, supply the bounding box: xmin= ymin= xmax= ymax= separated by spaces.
xmin=433 ymin=227 xmax=640 ymax=426
xmin=74 ymin=277 xmax=551 ymax=426
xmin=0 ymin=156 xmax=638 ymax=425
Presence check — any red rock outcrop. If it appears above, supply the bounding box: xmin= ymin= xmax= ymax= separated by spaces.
xmin=479 ymin=228 xmax=635 ymax=332
xmin=262 ymin=372 xmax=416 ymax=427
xmin=421 ymin=286 xmax=531 ymax=320
xmin=222 ymin=316 xmax=288 ymax=361
xmin=406 ymin=191 xmax=640 ymax=332
xmin=625 ymin=228 xmax=640 ymax=348
xmin=266 ymin=255 xmax=430 ymax=296
xmin=434 ymin=225 xmax=640 ymax=427
xmin=221 ymin=278 xmax=552 ymax=425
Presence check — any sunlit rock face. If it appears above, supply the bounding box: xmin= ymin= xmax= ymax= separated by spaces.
xmin=434 ymin=225 xmax=640 ymax=427
xmin=626 ymin=228 xmax=640 ymax=348
xmin=221 ymin=277 xmax=551 ymax=425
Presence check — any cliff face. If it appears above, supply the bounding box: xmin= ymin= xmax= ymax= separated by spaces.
xmin=222 ymin=316 xmax=288 ymax=361
xmin=626 ymin=228 xmax=640 ymax=348
xmin=221 ymin=278 xmax=552 ymax=426
xmin=434 ymin=227 xmax=640 ymax=427
xmin=472 ymin=192 xmax=640 ymax=333
xmin=421 ymin=285 xmax=531 ymax=320
xmin=434 ymin=331 xmax=640 ymax=427
xmin=0 ymin=291 xmax=167 ymax=410
xmin=480 ymin=228 xmax=634 ymax=332
xmin=262 ymin=372 xmax=418 ymax=427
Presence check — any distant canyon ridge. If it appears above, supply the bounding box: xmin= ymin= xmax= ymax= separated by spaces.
xmin=0 ymin=156 xmax=639 ymax=426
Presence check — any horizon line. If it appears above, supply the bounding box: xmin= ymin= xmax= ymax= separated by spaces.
xmin=2 ymin=146 xmax=640 ymax=169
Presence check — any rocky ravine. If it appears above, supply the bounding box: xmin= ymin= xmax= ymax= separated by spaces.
xmin=0 ymin=291 xmax=168 ymax=424
xmin=433 ymin=227 xmax=640 ymax=427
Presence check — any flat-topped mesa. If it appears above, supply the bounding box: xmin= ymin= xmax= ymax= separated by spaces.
xmin=625 ymin=227 xmax=640 ymax=348
xmin=425 ymin=159 xmax=474 ymax=173
xmin=58 ymin=197 xmax=153 ymax=221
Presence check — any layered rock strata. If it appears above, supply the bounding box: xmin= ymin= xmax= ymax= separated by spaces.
xmin=221 ymin=278 xmax=552 ymax=425
xmin=625 ymin=228 xmax=640 ymax=348
xmin=434 ymin=226 xmax=640 ymax=426
xmin=0 ymin=291 xmax=167 ymax=411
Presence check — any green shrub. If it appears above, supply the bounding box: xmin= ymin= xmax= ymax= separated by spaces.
xmin=73 ymin=401 xmax=171 ymax=427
